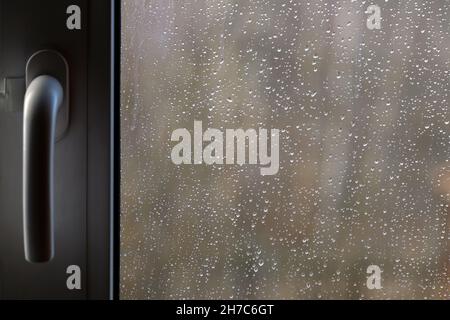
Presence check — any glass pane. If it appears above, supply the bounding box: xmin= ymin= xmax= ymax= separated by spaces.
xmin=121 ymin=0 xmax=450 ymax=299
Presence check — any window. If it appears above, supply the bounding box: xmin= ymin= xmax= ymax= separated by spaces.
xmin=121 ymin=0 xmax=450 ymax=299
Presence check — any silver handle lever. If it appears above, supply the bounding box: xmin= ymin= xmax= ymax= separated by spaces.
xmin=23 ymin=75 xmax=63 ymax=263
xmin=22 ymin=50 xmax=69 ymax=263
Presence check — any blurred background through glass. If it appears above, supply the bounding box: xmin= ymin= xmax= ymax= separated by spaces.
xmin=121 ymin=0 xmax=450 ymax=299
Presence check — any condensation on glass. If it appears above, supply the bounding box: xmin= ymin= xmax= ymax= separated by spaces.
xmin=121 ymin=0 xmax=450 ymax=299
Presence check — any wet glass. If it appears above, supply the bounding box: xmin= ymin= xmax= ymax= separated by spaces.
xmin=121 ymin=0 xmax=450 ymax=299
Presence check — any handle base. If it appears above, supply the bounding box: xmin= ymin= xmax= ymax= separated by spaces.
xmin=26 ymin=50 xmax=69 ymax=140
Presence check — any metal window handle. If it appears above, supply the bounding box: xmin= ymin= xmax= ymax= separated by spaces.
xmin=23 ymin=76 xmax=63 ymax=263
xmin=23 ymin=51 xmax=69 ymax=263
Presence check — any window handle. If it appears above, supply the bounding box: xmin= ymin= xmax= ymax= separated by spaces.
xmin=23 ymin=51 xmax=69 ymax=263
